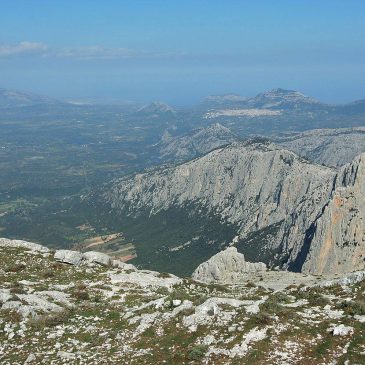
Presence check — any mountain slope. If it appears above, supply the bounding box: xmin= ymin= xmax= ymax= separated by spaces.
xmin=106 ymin=141 xmax=335 ymax=231
xmin=299 ymin=154 xmax=365 ymax=274
xmin=274 ymin=127 xmax=365 ymax=167
xmin=158 ymin=123 xmax=238 ymax=161
xmin=2 ymin=239 xmax=365 ymax=364
xmin=101 ymin=141 xmax=365 ymax=275
xmin=247 ymin=88 xmax=321 ymax=109
xmin=136 ymin=101 xmax=176 ymax=116
xmin=0 ymin=88 xmax=60 ymax=108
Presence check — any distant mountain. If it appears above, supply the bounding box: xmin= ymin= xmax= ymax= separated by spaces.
xmin=101 ymin=141 xmax=364 ymax=276
xmin=202 ymin=94 xmax=248 ymax=107
xmin=0 ymin=88 xmax=60 ymax=108
xmin=136 ymin=101 xmax=176 ymax=116
xmin=338 ymin=99 xmax=365 ymax=114
xmin=201 ymin=88 xmax=325 ymax=112
xmin=274 ymin=127 xmax=365 ymax=167
xmin=158 ymin=123 xmax=238 ymax=161
xmin=247 ymin=88 xmax=322 ymax=109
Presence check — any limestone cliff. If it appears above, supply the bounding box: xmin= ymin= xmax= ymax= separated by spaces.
xmin=103 ymin=142 xmax=365 ymax=275
xmin=300 ymin=154 xmax=365 ymax=274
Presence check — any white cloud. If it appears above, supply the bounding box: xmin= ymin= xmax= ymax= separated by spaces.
xmin=54 ymin=45 xmax=146 ymax=60
xmin=0 ymin=41 xmax=182 ymax=60
xmin=0 ymin=41 xmax=48 ymax=57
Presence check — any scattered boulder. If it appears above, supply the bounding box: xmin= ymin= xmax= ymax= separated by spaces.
xmin=24 ymin=353 xmax=36 ymax=363
xmin=332 ymin=324 xmax=354 ymax=336
xmin=192 ymin=247 xmax=266 ymax=283
xmin=109 ymin=270 xmax=181 ymax=289
xmin=112 ymin=259 xmax=136 ymax=270
xmin=83 ymin=251 xmax=111 ymax=266
xmin=319 ymin=271 xmax=365 ymax=287
xmin=0 ymin=238 xmax=49 ymax=253
xmin=54 ymin=250 xmax=84 ymax=265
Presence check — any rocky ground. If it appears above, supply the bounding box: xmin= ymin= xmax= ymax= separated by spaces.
xmin=0 ymin=240 xmax=364 ymax=364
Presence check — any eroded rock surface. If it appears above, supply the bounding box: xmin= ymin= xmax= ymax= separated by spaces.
xmin=104 ymin=140 xmax=365 ymax=275
xmin=1 ymin=239 xmax=364 ymax=364
xmin=192 ymin=247 xmax=266 ymax=283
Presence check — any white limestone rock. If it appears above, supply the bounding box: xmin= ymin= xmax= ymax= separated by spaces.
xmin=275 ymin=127 xmax=365 ymax=168
xmin=332 ymin=324 xmax=354 ymax=336
xmin=192 ymin=247 xmax=266 ymax=284
xmin=24 ymin=353 xmax=37 ymax=363
xmin=83 ymin=251 xmax=111 ymax=266
xmin=54 ymin=250 xmax=84 ymax=265
xmin=112 ymin=259 xmax=136 ymax=270
xmin=109 ymin=270 xmax=181 ymax=289
xmin=0 ymin=238 xmax=49 ymax=253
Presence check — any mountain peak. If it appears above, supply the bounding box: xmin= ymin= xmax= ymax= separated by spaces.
xmin=137 ymin=101 xmax=175 ymax=115
xmin=0 ymin=87 xmax=60 ymax=108
xmin=250 ymin=88 xmax=320 ymax=108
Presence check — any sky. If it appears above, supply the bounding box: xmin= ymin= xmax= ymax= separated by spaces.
xmin=0 ymin=0 xmax=365 ymax=105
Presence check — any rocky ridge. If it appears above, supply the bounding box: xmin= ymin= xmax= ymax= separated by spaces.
xmin=136 ymin=101 xmax=176 ymax=116
xmin=158 ymin=123 xmax=238 ymax=161
xmin=104 ymin=142 xmax=365 ymax=275
xmin=248 ymin=88 xmax=321 ymax=109
xmin=0 ymin=88 xmax=60 ymax=108
xmin=0 ymin=238 xmax=364 ymax=364
xmin=275 ymin=127 xmax=365 ymax=167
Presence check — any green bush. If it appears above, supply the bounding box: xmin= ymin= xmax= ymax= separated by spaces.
xmin=188 ymin=345 xmax=208 ymax=361
xmin=337 ymin=299 xmax=365 ymax=316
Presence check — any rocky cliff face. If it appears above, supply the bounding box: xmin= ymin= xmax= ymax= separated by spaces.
xmin=300 ymin=154 xmax=365 ymax=275
xmin=103 ymin=141 xmax=365 ymax=276
xmin=106 ymin=141 xmax=335 ymax=230
xmin=158 ymin=123 xmax=238 ymax=161
xmin=275 ymin=127 xmax=365 ymax=167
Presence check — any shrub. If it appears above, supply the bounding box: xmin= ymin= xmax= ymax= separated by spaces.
xmin=5 ymin=263 xmax=26 ymax=273
xmin=72 ymin=283 xmax=90 ymax=301
xmin=157 ymin=272 xmax=171 ymax=278
xmin=1 ymin=309 xmax=22 ymax=323
xmin=41 ymin=269 xmax=55 ymax=279
xmin=10 ymin=287 xmax=26 ymax=295
xmin=337 ymin=299 xmax=365 ymax=316
xmin=188 ymin=345 xmax=208 ymax=361
xmin=251 ymin=311 xmax=272 ymax=326
xmin=73 ymin=290 xmax=90 ymax=301
xmin=29 ymin=309 xmax=72 ymax=330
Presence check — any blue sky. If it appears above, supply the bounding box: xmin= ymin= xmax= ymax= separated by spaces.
xmin=0 ymin=0 xmax=364 ymax=104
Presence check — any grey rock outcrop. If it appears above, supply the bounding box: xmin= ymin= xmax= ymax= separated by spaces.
xmin=319 ymin=271 xmax=365 ymax=287
xmin=159 ymin=123 xmax=238 ymax=161
xmin=2 ymin=236 xmax=365 ymax=363
xmin=54 ymin=250 xmax=84 ymax=265
xmin=83 ymin=251 xmax=111 ymax=266
xmin=104 ymin=141 xmax=365 ymax=276
xmin=0 ymin=238 xmax=50 ymax=253
xmin=54 ymin=249 xmax=136 ymax=268
xmin=275 ymin=127 xmax=365 ymax=167
xmin=192 ymin=247 xmax=266 ymax=283
xmin=107 ymin=141 xmax=335 ymax=232
xmin=299 ymin=154 xmax=365 ymax=275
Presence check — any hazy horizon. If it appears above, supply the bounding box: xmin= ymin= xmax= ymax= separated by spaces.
xmin=1 ymin=0 xmax=365 ymax=104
